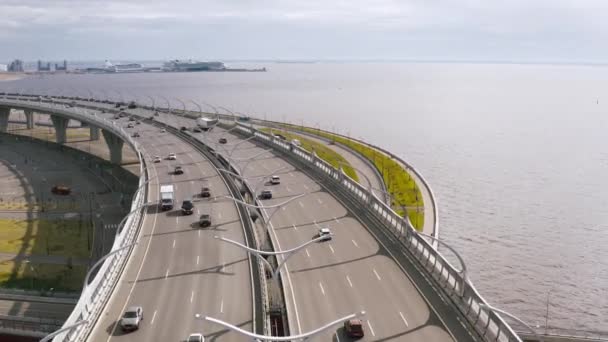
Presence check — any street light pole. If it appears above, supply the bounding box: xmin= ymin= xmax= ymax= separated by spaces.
xmin=82 ymin=242 xmax=136 ymax=290
xmin=200 ymin=311 xmax=366 ymax=341
xmin=215 ymin=234 xmax=330 ymax=279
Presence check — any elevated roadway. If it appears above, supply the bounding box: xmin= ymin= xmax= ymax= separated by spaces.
xmin=1 ymin=95 xmax=513 ymax=341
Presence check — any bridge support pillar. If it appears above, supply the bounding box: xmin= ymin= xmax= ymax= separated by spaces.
xmin=24 ymin=109 xmax=34 ymax=129
xmin=50 ymin=115 xmax=69 ymax=144
xmin=102 ymin=129 xmax=123 ymax=165
xmin=90 ymin=126 xmax=100 ymax=141
xmin=0 ymin=107 xmax=9 ymax=132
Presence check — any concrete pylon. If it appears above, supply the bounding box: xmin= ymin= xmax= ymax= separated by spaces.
xmin=90 ymin=126 xmax=100 ymax=141
xmin=0 ymin=107 xmax=9 ymax=132
xmin=50 ymin=115 xmax=70 ymax=144
xmin=24 ymin=110 xmax=35 ymax=129
xmin=101 ymin=129 xmax=124 ymax=165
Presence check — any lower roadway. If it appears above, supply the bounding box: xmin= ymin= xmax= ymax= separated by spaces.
xmin=87 ymin=111 xmax=252 ymax=341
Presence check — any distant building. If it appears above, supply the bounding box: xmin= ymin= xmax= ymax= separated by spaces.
xmin=0 ymin=64 xmax=7 ymax=72
xmin=8 ymin=59 xmax=24 ymax=72
xmin=55 ymin=60 xmax=68 ymax=71
xmin=37 ymin=60 xmax=51 ymax=71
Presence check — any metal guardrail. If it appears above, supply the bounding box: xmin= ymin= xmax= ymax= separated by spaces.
xmin=227 ymin=121 xmax=522 ymax=342
xmin=0 ymin=97 xmax=150 ymax=342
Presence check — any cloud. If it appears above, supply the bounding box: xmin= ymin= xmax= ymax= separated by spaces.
xmin=0 ymin=0 xmax=607 ymax=62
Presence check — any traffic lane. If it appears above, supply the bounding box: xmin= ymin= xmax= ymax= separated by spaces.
xmin=124 ymin=132 xmax=250 ymax=341
xmin=85 ymin=119 xmax=251 ymax=340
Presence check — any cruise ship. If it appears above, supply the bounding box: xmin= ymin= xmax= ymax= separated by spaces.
xmin=162 ymin=59 xmax=226 ymax=72
xmin=104 ymin=60 xmax=144 ymax=73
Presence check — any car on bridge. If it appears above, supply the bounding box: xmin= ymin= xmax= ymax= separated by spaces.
xmin=181 ymin=199 xmax=194 ymax=215
xmin=127 ymin=122 xmax=134 ymax=128
xmin=174 ymin=166 xmax=184 ymax=174
xmin=318 ymin=227 xmax=332 ymax=241
xmin=51 ymin=185 xmax=71 ymax=195
xmin=344 ymin=319 xmax=364 ymax=338
xmin=259 ymin=190 xmax=272 ymax=199
xmin=199 ymin=214 xmax=211 ymax=227
xmin=120 ymin=306 xmax=143 ymax=331
xmin=270 ymin=175 xmax=280 ymax=185
xmin=160 ymin=127 xmax=166 ymax=133
xmin=153 ymin=156 xmax=161 ymax=163
xmin=218 ymin=137 xmax=227 ymax=144
xmin=132 ymin=132 xmax=140 ymax=138
xmin=167 ymin=153 xmax=177 ymax=160
xmin=187 ymin=333 xmax=204 ymax=342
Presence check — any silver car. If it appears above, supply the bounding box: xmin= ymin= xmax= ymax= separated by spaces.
xmin=120 ymin=306 xmax=143 ymax=331
xmin=187 ymin=333 xmax=205 ymax=342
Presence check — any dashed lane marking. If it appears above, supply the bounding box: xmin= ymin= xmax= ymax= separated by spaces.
xmin=373 ymin=268 xmax=382 ymax=281
xmin=346 ymin=275 xmax=353 ymax=288
xmin=399 ymin=311 xmax=409 ymax=327
xmin=367 ymin=320 xmax=376 ymax=336
xmin=319 ymin=282 xmax=325 ymax=296
xmin=352 ymin=240 xmax=359 ymax=248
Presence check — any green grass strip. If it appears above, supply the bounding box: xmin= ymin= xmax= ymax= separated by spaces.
xmin=276 ymin=124 xmax=424 ymax=230
xmin=260 ymin=127 xmax=358 ymax=181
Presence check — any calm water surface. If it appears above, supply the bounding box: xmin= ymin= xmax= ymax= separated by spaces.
xmin=2 ymin=63 xmax=608 ymax=332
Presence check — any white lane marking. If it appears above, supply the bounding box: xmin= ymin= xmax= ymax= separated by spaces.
xmin=352 ymin=239 xmax=359 ymax=248
xmin=220 ymin=299 xmax=224 ymax=313
xmin=329 ymin=244 xmax=335 ymax=254
xmin=319 ymin=282 xmax=325 ymax=296
xmin=303 ymin=184 xmax=309 ymax=190
xmin=150 ymin=310 xmax=157 ymax=325
xmin=373 ymin=269 xmax=382 ymax=281
xmin=176 ymin=216 xmax=179 ymax=225
xmin=367 ymin=320 xmax=376 ymax=336
xmin=289 ymin=172 xmax=294 ymax=177
xmin=218 ymin=212 xmax=222 ymax=219
xmin=293 ymin=224 xmax=298 ymax=231
xmin=334 ymin=217 xmax=340 ymax=224
xmin=305 ymin=249 xmax=310 ymax=258
xmin=286 ymin=185 xmax=291 ymax=192
xmin=197 ymin=208 xmax=200 ymax=215
xmin=196 ymin=255 xmax=200 ymax=265
xmin=335 ymin=332 xmax=341 ymax=342
xmin=399 ymin=311 xmax=409 ymax=327
xmin=317 ymin=198 xmax=323 ymax=205
xmin=346 ymin=275 xmax=353 ymax=288
xmin=313 ymin=220 xmax=318 ymax=227
xmin=165 ymin=269 xmax=169 ymax=279
xmin=172 ymin=239 xmax=176 ymax=248
xmin=282 ymin=207 xmax=286 ymax=211
xmin=298 ymin=201 xmax=304 ymax=208
xmin=190 ymin=180 xmax=194 ymax=185
xmin=190 ymin=291 xmax=194 ymax=303
xmin=198 ymin=230 xmax=201 ymax=237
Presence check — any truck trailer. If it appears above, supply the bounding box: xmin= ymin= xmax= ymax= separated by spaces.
xmin=196 ymin=117 xmax=218 ymax=131
xmin=160 ymin=184 xmax=175 ymax=210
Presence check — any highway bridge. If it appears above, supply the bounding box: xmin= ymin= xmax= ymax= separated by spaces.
xmin=0 ymin=93 xmax=522 ymax=341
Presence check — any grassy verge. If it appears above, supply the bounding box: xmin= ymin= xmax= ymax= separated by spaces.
xmin=0 ymin=261 xmax=86 ymax=292
xmin=259 ymin=127 xmax=358 ymax=181
xmin=0 ymin=219 xmax=92 ymax=258
xmin=277 ymin=124 xmax=424 ymax=230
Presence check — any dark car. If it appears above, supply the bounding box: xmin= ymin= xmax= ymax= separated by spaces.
xmin=174 ymin=166 xmax=184 ymax=175
xmin=193 ymin=127 xmax=202 ymax=133
xmin=218 ymin=138 xmax=227 ymax=144
xmin=129 ymin=116 xmax=135 ymax=121
xmin=180 ymin=126 xmax=188 ymax=132
xmin=201 ymin=185 xmax=211 ymax=197
xmin=51 ymin=185 xmax=71 ymax=195
xmin=259 ymin=190 xmax=272 ymax=200
xmin=132 ymin=132 xmax=140 ymax=138
xmin=128 ymin=101 xmax=137 ymax=109
xmin=181 ymin=199 xmax=194 ymax=215
xmin=199 ymin=214 xmax=211 ymax=227
xmin=344 ymin=319 xmax=364 ymax=338
xmin=114 ymin=103 xmax=122 ymax=108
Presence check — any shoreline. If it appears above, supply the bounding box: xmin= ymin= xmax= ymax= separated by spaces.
xmin=0 ymin=73 xmax=26 ymax=82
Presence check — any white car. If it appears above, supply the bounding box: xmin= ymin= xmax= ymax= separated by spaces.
xmin=120 ymin=306 xmax=143 ymax=331
xmin=318 ymin=227 xmax=332 ymax=241
xmin=187 ymin=333 xmax=204 ymax=342
xmin=153 ymin=156 xmax=161 ymax=163
xmin=167 ymin=153 xmax=177 ymax=160
xmin=160 ymin=128 xmax=166 ymax=133
xmin=270 ymin=175 xmax=280 ymax=185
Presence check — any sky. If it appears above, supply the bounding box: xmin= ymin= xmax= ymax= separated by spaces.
xmin=0 ymin=0 xmax=607 ymax=63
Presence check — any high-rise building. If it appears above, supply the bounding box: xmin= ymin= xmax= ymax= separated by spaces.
xmin=37 ymin=60 xmax=51 ymax=71
xmin=8 ymin=59 xmax=24 ymax=72
xmin=0 ymin=64 xmax=7 ymax=72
